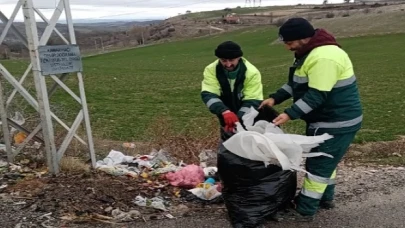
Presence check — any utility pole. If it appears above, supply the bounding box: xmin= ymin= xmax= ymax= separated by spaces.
xmin=100 ymin=37 xmax=104 ymax=52
xmin=95 ymin=37 xmax=104 ymax=52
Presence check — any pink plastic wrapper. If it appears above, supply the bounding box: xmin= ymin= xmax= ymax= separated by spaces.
xmin=165 ymin=164 xmax=205 ymax=188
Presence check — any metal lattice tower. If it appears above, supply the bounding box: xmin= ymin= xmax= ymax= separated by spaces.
xmin=245 ymin=0 xmax=261 ymax=7
xmin=0 ymin=0 xmax=96 ymax=174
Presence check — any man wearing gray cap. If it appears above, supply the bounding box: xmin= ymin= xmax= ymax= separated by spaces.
xmin=201 ymin=41 xmax=263 ymax=141
xmin=260 ymin=17 xmax=363 ymax=221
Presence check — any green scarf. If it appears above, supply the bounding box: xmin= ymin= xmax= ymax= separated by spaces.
xmin=223 ymin=63 xmax=240 ymax=91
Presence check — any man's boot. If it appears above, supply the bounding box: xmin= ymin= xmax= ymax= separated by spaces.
xmin=320 ymin=200 xmax=335 ymax=210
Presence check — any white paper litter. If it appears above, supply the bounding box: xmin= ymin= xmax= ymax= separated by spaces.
xmin=0 ymin=159 xmax=8 ymax=168
xmin=95 ymin=150 xmax=138 ymax=177
xmin=95 ymin=150 xmax=181 ymax=176
xmin=223 ymin=107 xmax=334 ymax=172
xmin=203 ymin=167 xmax=218 ymax=177
xmin=152 ymin=164 xmax=182 ymax=174
xmin=133 ymin=196 xmax=168 ymax=211
xmin=10 ymin=112 xmax=25 ymax=134
xmin=188 ymin=185 xmax=222 ymax=201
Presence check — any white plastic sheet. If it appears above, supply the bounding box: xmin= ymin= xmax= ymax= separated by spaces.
xmin=0 ymin=112 xmax=25 ymax=134
xmin=223 ymin=107 xmax=333 ymax=172
xmin=96 ymin=150 xmax=134 ymax=167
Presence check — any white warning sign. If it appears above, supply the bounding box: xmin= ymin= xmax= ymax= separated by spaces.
xmin=38 ymin=45 xmax=83 ymax=76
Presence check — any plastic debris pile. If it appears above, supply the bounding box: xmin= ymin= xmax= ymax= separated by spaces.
xmin=95 ymin=148 xmax=223 ymax=204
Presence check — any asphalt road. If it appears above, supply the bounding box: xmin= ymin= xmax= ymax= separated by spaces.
xmin=140 ymin=187 xmax=405 ymax=228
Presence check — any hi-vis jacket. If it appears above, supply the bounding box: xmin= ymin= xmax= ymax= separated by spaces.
xmin=201 ymin=57 xmax=263 ymax=126
xmin=270 ymin=43 xmax=363 ymax=134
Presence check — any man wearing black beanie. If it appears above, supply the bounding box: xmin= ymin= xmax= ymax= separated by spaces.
xmin=260 ymin=18 xmax=363 ymax=221
xmin=201 ymin=41 xmax=263 ymax=141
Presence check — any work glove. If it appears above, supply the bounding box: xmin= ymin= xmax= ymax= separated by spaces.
xmin=222 ymin=110 xmax=239 ymax=132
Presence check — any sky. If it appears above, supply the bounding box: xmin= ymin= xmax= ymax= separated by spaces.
xmin=0 ymin=0 xmax=345 ymax=21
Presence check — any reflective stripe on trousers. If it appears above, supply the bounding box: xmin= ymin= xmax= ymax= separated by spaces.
xmin=301 ymin=169 xmax=337 ymax=199
xmin=309 ymin=115 xmax=363 ymax=129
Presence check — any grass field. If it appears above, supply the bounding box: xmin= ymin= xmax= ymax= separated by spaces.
xmin=312 ymin=11 xmax=405 ymax=38
xmin=2 ymin=26 xmax=405 ymax=145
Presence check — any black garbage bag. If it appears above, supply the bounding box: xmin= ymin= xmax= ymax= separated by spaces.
xmin=218 ymin=148 xmax=297 ymax=227
xmin=217 ymin=106 xmax=297 ymax=228
xmin=254 ymin=105 xmax=280 ymax=123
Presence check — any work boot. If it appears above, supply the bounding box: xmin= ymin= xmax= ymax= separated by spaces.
xmin=278 ymin=209 xmax=314 ymax=222
xmin=320 ymin=200 xmax=335 ymax=210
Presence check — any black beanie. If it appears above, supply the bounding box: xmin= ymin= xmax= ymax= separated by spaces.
xmin=279 ymin=17 xmax=315 ymax=42
xmin=215 ymin=41 xmax=243 ymax=59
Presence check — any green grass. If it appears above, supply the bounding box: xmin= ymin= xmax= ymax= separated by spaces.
xmin=2 ymin=27 xmax=405 ymax=143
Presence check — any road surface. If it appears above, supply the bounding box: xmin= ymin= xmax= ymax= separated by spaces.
xmin=142 ymin=187 xmax=405 ymax=228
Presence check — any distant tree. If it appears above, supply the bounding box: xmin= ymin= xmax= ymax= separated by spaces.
xmin=0 ymin=45 xmax=10 ymax=59
xmin=47 ymin=37 xmax=64 ymax=45
xmin=342 ymin=11 xmax=350 ymax=17
xmin=224 ymin=8 xmax=232 ymax=12
xmin=343 ymin=0 xmax=350 ymax=3
xmin=326 ymin=12 xmax=335 ymax=18
xmin=186 ymin=10 xmax=191 ymax=14
xmin=2 ymin=52 xmax=9 ymax=59
xmin=323 ymin=0 xmax=328 ymax=5
xmin=8 ymin=42 xmax=25 ymax=53
xmin=275 ymin=18 xmax=287 ymax=27
xmin=129 ymin=26 xmax=150 ymax=45
xmin=363 ymin=8 xmax=370 ymax=14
